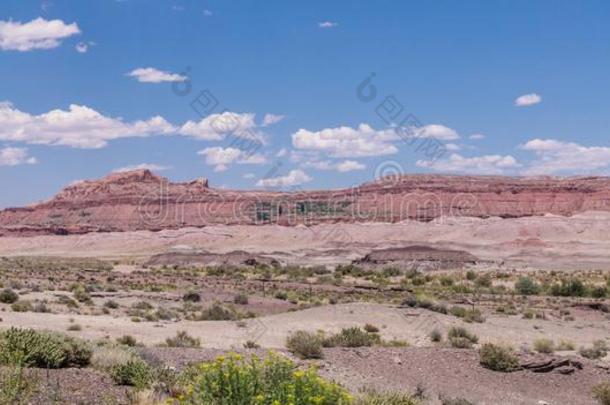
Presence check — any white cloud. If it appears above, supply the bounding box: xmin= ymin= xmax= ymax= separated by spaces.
xmin=292 ymin=123 xmax=398 ymax=157
xmin=515 ymin=93 xmax=542 ymax=107
xmin=75 ymin=41 xmax=94 ymax=53
xmin=0 ymin=17 xmax=80 ymax=51
xmin=180 ymin=112 xmax=262 ymax=141
xmin=445 ymin=143 xmax=461 ymax=151
xmin=275 ymin=148 xmax=288 ymax=157
xmin=0 ymin=147 xmax=37 ymax=166
xmin=127 ymin=67 xmax=187 ymax=83
xmin=520 ymin=138 xmax=610 ymax=175
xmin=262 ymin=113 xmax=285 ymax=126
xmin=318 ymin=21 xmax=338 ymax=28
xmin=469 ymin=133 xmax=485 ymax=140
xmin=304 ymin=159 xmax=366 ymax=172
xmin=198 ymin=146 xmax=267 ymax=172
xmin=256 ymin=169 xmax=312 ymax=188
xmin=417 ymin=153 xmax=520 ymax=175
xmin=0 ymin=102 xmax=175 ymax=149
xmin=243 ymin=173 xmax=255 ymax=179
xmin=336 ymin=160 xmax=366 ymax=172
xmin=113 ymin=163 xmax=171 ymax=173
xmin=409 ymin=124 xmax=460 ymax=141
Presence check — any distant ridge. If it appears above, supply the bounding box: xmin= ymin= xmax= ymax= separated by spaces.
xmin=1 ymin=169 xmax=610 ymax=236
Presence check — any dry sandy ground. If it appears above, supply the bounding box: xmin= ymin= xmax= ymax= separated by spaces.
xmin=2 ymin=303 xmax=609 ymax=352
xmin=134 ymin=346 xmax=610 ymax=405
xmin=1 ymin=212 xmax=610 ymax=269
xmin=318 ymin=347 xmax=609 ymax=405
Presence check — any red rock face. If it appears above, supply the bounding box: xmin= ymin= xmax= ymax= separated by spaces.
xmin=1 ymin=170 xmax=610 ymax=236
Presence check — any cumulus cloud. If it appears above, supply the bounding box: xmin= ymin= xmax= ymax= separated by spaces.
xmin=256 ymin=169 xmax=312 ymax=188
xmin=409 ymin=124 xmax=460 ymax=141
xmin=0 ymin=147 xmax=37 ymax=166
xmin=318 ymin=21 xmax=338 ymax=28
xmin=180 ymin=112 xmax=262 ymax=141
xmin=0 ymin=17 xmax=80 ymax=51
xmin=262 ymin=113 xmax=285 ymax=126
xmin=127 ymin=67 xmax=187 ymax=83
xmin=417 ymin=153 xmax=520 ymax=175
xmin=198 ymin=146 xmax=267 ymax=172
xmin=515 ymin=93 xmax=542 ymax=107
xmin=0 ymin=102 xmax=175 ymax=148
xmin=520 ymin=138 xmax=610 ymax=175
xmin=113 ymin=163 xmax=171 ymax=173
xmin=336 ymin=160 xmax=366 ymax=172
xmin=303 ymin=159 xmax=366 ymax=172
xmin=292 ymin=123 xmax=399 ymax=157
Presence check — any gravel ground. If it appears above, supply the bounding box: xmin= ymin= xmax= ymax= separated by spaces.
xmin=316 ymin=347 xmax=610 ymax=405
xmin=24 ymin=368 xmax=128 ymax=404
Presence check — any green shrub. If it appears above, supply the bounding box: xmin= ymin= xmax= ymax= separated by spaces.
xmin=479 ymin=343 xmax=519 ymax=372
xmin=11 ymin=300 xmax=32 ymax=312
xmin=0 ymin=288 xmax=19 ymax=304
xmin=363 ymin=323 xmax=379 ymax=333
xmin=0 ymin=365 xmax=37 ymax=404
xmin=439 ymin=276 xmax=454 ymax=286
xmin=448 ymin=327 xmax=478 ymax=349
xmin=197 ymin=303 xmax=235 ymax=321
xmin=104 ymin=300 xmax=119 ymax=309
xmin=91 ymin=345 xmax=136 ymax=372
xmin=243 ymin=340 xmax=260 ymax=349
xmin=110 ymin=359 xmax=153 ymax=388
xmin=183 ymin=291 xmax=201 ymax=302
xmin=441 ymin=397 xmax=476 ymax=405
xmin=533 ymin=338 xmax=555 ymax=354
xmin=449 ymin=306 xmax=467 ymax=318
xmin=324 ymin=327 xmax=381 ymax=348
xmin=463 ymin=309 xmax=485 ymax=323
xmin=450 ymin=306 xmax=484 ymax=323
xmin=72 ymin=285 xmax=91 ymax=303
xmin=165 ymin=331 xmax=201 ymax=348
xmin=354 ymin=390 xmax=418 ymax=404
xmin=475 ymin=274 xmax=492 ymax=288
xmin=592 ymin=382 xmax=610 ymax=405
xmin=233 ymin=293 xmax=249 ymax=305
xmin=579 ymin=340 xmax=609 ymax=360
xmin=0 ymin=328 xmax=91 ymax=368
xmin=274 ymin=291 xmax=288 ymax=300
xmin=590 ymin=286 xmax=608 ymax=298
xmin=556 ymin=340 xmax=576 ymax=351
xmin=286 ymin=330 xmax=324 ymax=359
xmin=116 ymin=335 xmax=138 ymax=347
xmin=550 ymin=278 xmax=587 ymax=297
xmin=177 ymin=353 xmax=351 ymax=404
xmin=515 ymin=277 xmax=540 ymax=295
xmin=429 ymin=329 xmax=442 ymax=343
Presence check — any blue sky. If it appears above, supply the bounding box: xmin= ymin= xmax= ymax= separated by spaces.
xmin=1 ymin=0 xmax=610 ymax=207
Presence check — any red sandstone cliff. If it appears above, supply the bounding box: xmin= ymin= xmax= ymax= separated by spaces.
xmin=1 ymin=169 xmax=610 ymax=236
